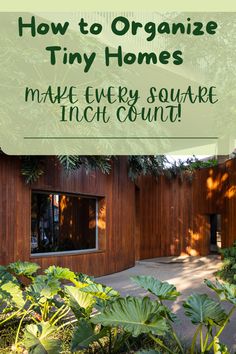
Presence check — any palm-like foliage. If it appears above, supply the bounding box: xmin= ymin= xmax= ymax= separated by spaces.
xmin=128 ymin=155 xmax=168 ymax=180
xmin=21 ymin=155 xmax=113 ymax=184
xmin=16 ymin=153 xmax=218 ymax=184
xmin=57 ymin=155 xmax=112 ymax=174
xmin=20 ymin=156 xmax=45 ymax=184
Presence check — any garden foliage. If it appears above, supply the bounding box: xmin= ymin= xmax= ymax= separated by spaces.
xmin=217 ymin=242 xmax=236 ymax=284
xmin=0 ymin=261 xmax=235 ymax=353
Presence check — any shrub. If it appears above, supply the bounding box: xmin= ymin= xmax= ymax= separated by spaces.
xmin=0 ymin=261 xmax=235 ymax=353
xmin=217 ymin=242 xmax=236 ymax=284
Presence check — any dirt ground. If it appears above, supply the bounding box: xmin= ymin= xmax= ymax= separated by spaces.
xmin=97 ymin=256 xmax=236 ymax=352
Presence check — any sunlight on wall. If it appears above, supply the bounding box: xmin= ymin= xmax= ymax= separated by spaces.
xmin=206 ymin=169 xmax=229 ymax=199
xmin=225 ymin=185 xmax=236 ymax=199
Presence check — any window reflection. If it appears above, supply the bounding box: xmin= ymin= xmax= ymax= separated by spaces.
xmin=31 ymin=192 xmax=97 ymax=254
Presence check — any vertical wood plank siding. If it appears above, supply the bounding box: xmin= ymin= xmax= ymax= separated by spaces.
xmin=137 ymin=159 xmax=236 ymax=259
xmin=1 ymin=155 xmax=236 ymax=274
xmin=0 ymin=156 xmax=135 ymax=276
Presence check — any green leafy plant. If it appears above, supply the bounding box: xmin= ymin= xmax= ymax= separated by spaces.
xmin=1 ymin=261 xmax=236 ymax=353
xmin=71 ymin=318 xmax=108 ymax=352
xmin=0 ymin=262 xmax=94 ymax=352
xmin=216 ymin=242 xmax=236 ymax=284
xmin=4 ymin=152 xmax=218 ymax=184
xmin=21 ymin=156 xmax=113 ymax=184
xmin=128 ymin=155 xmax=217 ymax=182
xmin=7 ymin=261 xmax=40 ymax=280
xmin=183 ymin=293 xmax=227 ymax=353
xmin=20 ymin=156 xmax=45 ymax=184
xmin=131 ymin=275 xmax=180 ymax=301
xmin=131 ymin=275 xmax=182 ymax=353
xmin=91 ymin=296 xmax=170 ymax=354
xmin=23 ymin=321 xmax=62 ymax=353
xmin=92 ymin=296 xmax=168 ymax=337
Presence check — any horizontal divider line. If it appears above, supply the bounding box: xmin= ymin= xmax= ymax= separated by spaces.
xmin=24 ymin=136 xmax=219 ymax=140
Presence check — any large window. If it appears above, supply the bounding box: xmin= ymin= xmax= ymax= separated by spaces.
xmin=31 ymin=191 xmax=98 ymax=255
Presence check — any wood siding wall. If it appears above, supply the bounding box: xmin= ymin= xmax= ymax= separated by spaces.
xmin=137 ymin=159 xmax=236 ymax=259
xmin=1 ymin=155 xmax=236 ymax=274
xmin=0 ymin=156 xmax=135 ymax=276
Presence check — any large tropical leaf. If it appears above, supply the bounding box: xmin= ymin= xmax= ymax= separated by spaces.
xmin=183 ymin=294 xmax=227 ymax=326
xmin=44 ymin=266 xmax=90 ymax=289
xmin=45 ymin=265 xmax=75 ymax=281
xmin=28 ymin=275 xmax=61 ymax=301
xmin=0 ymin=265 xmax=8 ymax=278
xmin=0 ymin=266 xmax=18 ymax=285
xmin=0 ymin=267 xmax=21 ymax=311
xmin=131 ymin=275 xmax=180 ymax=301
xmin=23 ymin=322 xmax=61 ymax=354
xmin=76 ymin=272 xmax=95 ymax=284
xmin=0 ymin=281 xmax=25 ymax=308
xmin=205 ymin=279 xmax=236 ymax=305
xmin=8 ymin=261 xmax=40 ymax=279
xmin=91 ymin=296 xmax=168 ymax=337
xmin=44 ymin=265 xmax=83 ymax=288
xmin=65 ymin=285 xmax=95 ymax=318
xmin=81 ymin=282 xmax=120 ymax=313
xmin=81 ymin=282 xmax=119 ymax=300
xmin=71 ymin=318 xmax=107 ymax=352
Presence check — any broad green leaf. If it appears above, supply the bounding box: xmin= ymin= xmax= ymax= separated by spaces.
xmin=0 ymin=267 xmax=19 ymax=285
xmin=0 ymin=265 xmax=8 ymax=277
xmin=0 ymin=271 xmax=20 ymax=310
xmin=8 ymin=261 xmax=40 ymax=278
xmin=131 ymin=275 xmax=180 ymax=301
xmin=71 ymin=318 xmax=107 ymax=351
xmin=28 ymin=275 xmax=61 ymax=301
xmin=81 ymin=282 xmax=119 ymax=300
xmin=23 ymin=322 xmax=61 ymax=354
xmin=65 ymin=285 xmax=95 ymax=317
xmin=91 ymin=296 xmax=168 ymax=337
xmin=44 ymin=265 xmax=78 ymax=285
xmin=205 ymin=279 xmax=236 ymax=305
xmin=1 ymin=281 xmax=25 ymax=308
xmin=76 ymin=272 xmax=95 ymax=284
xmin=44 ymin=267 xmax=88 ymax=289
xmin=183 ymin=294 xmax=227 ymax=326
